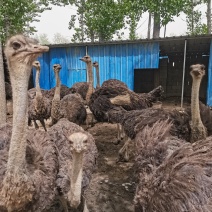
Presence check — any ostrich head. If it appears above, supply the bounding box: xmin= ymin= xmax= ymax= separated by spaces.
xmin=190 ymin=64 xmax=205 ymax=79
xmin=4 ymin=35 xmax=48 ymax=70
xmin=32 ymin=61 xmax=41 ymax=72
xmin=53 ymin=64 xmax=62 ymax=74
xmin=92 ymin=61 xmax=99 ymax=68
xmin=80 ymin=55 xmax=91 ymax=64
xmin=68 ymin=132 xmax=88 ymax=153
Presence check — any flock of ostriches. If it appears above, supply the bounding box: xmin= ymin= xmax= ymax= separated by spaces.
xmin=1 ymin=34 xmax=212 ymax=212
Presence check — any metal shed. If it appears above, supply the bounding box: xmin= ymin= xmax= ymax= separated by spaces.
xmin=35 ymin=35 xmax=212 ymax=106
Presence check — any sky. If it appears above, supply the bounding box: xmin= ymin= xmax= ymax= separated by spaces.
xmin=32 ymin=4 xmax=207 ymax=43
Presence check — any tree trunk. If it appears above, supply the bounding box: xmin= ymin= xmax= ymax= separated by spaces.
xmin=147 ymin=12 xmax=152 ymax=39
xmin=0 ymin=41 xmax=7 ymax=125
xmin=153 ymin=12 xmax=160 ymax=38
xmin=207 ymin=0 xmax=211 ymax=34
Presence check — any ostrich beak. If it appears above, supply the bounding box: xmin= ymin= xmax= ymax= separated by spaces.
xmin=31 ymin=45 xmax=49 ymax=53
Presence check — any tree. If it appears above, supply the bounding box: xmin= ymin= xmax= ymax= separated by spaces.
xmin=0 ymin=42 xmax=6 ymax=124
xmin=69 ymin=0 xmax=126 ymax=42
xmin=34 ymin=33 xmax=51 ymax=44
xmin=183 ymin=0 xmax=207 ymax=35
xmin=52 ymin=33 xmax=70 ymax=44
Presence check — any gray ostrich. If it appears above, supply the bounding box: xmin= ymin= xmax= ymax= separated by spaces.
xmin=28 ymin=61 xmax=51 ymax=131
xmin=50 ymin=64 xmax=87 ymax=126
xmin=0 ymin=34 xmax=58 ymax=212
xmin=48 ymin=118 xmax=98 ymax=212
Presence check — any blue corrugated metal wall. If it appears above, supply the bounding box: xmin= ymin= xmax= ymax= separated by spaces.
xmin=207 ymin=40 xmax=212 ymax=106
xmin=35 ymin=42 xmax=159 ymax=90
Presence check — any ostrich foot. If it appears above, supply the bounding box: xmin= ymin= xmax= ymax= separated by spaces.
xmin=40 ymin=119 xmax=47 ymax=131
xmin=33 ymin=120 xmax=39 ymax=129
xmin=116 ymin=138 xmax=131 ymax=162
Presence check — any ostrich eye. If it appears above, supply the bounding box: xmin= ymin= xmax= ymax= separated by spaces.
xmin=12 ymin=41 xmax=21 ymax=50
xmin=83 ymin=139 xmax=88 ymax=144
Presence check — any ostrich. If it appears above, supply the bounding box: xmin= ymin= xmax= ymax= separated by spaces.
xmin=92 ymin=61 xmax=100 ymax=89
xmin=0 ymin=34 xmax=58 ymax=211
xmin=48 ymin=118 xmax=98 ymax=212
xmin=28 ymin=61 xmax=51 ymax=131
xmin=70 ymin=81 xmax=89 ymax=101
xmin=50 ymin=64 xmax=87 ymax=126
xmin=133 ymin=119 xmax=212 ymax=212
xmin=79 ymin=55 xmax=95 ymax=105
xmin=189 ymin=64 xmax=207 ymax=142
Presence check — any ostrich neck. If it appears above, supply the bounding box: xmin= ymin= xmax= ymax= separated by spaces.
xmin=69 ymin=152 xmax=83 ymax=207
xmin=53 ymin=71 xmax=61 ymax=100
xmin=95 ymin=66 xmax=100 ymax=88
xmin=35 ymin=69 xmax=42 ymax=96
xmin=86 ymin=61 xmax=94 ymax=104
xmin=191 ymin=77 xmax=202 ymax=124
xmin=7 ymin=63 xmax=30 ymax=172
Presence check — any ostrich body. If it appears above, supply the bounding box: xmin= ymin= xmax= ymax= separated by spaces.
xmin=92 ymin=61 xmax=100 ymax=89
xmin=28 ymin=61 xmax=51 ymax=131
xmin=48 ymin=118 xmax=98 ymax=211
xmin=50 ymin=64 xmax=86 ymax=126
xmin=190 ymin=64 xmax=207 ymax=142
xmin=107 ymin=106 xmax=190 ymax=161
xmin=134 ymin=120 xmax=212 ymax=212
xmin=70 ymin=82 xmax=89 ymax=101
xmin=0 ymin=35 xmax=58 ymax=211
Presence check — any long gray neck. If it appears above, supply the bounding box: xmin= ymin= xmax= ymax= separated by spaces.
xmin=35 ymin=68 xmax=42 ymax=96
xmin=86 ymin=61 xmax=94 ymax=104
xmin=68 ymin=152 xmax=83 ymax=208
xmin=191 ymin=76 xmax=202 ymax=125
xmin=7 ymin=63 xmax=30 ymax=172
xmin=95 ymin=66 xmax=100 ymax=89
xmin=53 ymin=71 xmax=61 ymax=100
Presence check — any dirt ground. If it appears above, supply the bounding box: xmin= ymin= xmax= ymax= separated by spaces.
xmin=82 ymin=97 xmax=191 ymax=212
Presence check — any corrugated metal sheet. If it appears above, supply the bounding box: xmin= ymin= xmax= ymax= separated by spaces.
xmin=35 ymin=42 xmax=159 ymax=90
xmin=207 ymin=40 xmax=212 ymax=106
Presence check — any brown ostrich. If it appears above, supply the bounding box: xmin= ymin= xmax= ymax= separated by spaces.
xmin=92 ymin=61 xmax=100 ymax=89
xmin=48 ymin=118 xmax=98 ymax=211
xmin=50 ymin=64 xmax=87 ymax=126
xmin=133 ymin=119 xmax=212 ymax=212
xmin=0 ymin=34 xmax=58 ymax=211
xmin=190 ymin=64 xmax=207 ymax=142
xmin=28 ymin=61 xmax=51 ymax=131
xmin=70 ymin=81 xmax=89 ymax=101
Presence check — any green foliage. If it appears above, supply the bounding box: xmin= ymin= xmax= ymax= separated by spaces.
xmin=69 ymin=0 xmax=126 ymax=42
xmin=0 ymin=0 xmax=69 ymax=43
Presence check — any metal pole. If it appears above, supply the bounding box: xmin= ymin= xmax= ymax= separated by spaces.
xmin=180 ymin=39 xmax=187 ymax=108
